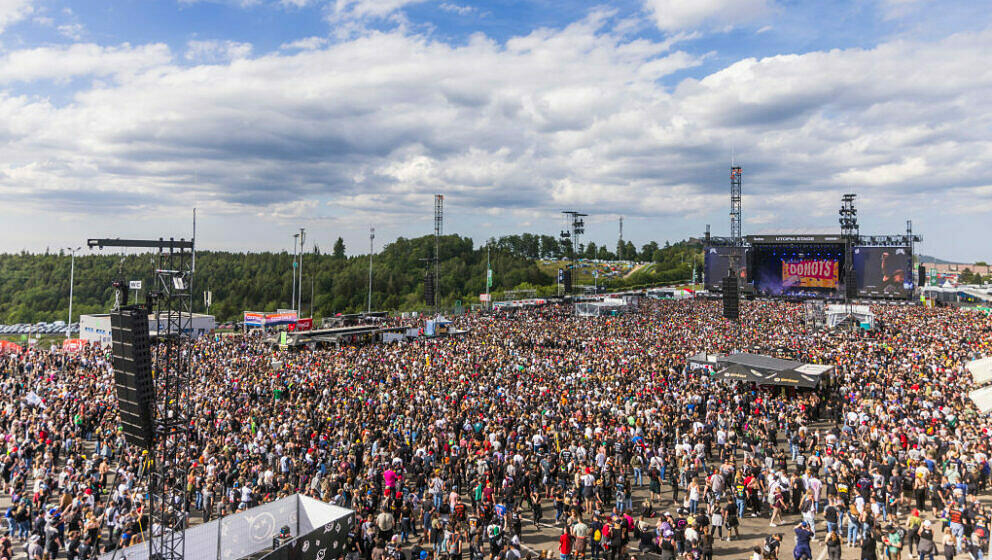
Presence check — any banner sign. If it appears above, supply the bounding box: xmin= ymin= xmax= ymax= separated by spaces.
xmin=479 ymin=293 xmax=491 ymax=302
xmin=244 ymin=311 xmax=299 ymax=327
xmin=296 ymin=318 xmax=313 ymax=331
xmin=244 ymin=312 xmax=265 ymax=326
xmin=62 ymin=339 xmax=87 ymax=353
xmin=782 ymin=260 xmax=839 ymax=288
xmin=266 ymin=312 xmax=298 ymax=326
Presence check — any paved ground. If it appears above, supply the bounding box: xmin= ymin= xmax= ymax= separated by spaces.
xmin=2 ymin=442 xmax=985 ymax=560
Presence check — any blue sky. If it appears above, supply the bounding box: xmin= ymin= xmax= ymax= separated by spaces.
xmin=0 ymin=0 xmax=990 ymax=261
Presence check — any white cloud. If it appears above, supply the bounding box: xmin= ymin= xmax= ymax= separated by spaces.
xmin=184 ymin=40 xmax=253 ymax=63
xmin=879 ymin=0 xmax=929 ymax=20
xmin=329 ymin=0 xmax=425 ymax=21
xmin=439 ymin=3 xmax=474 ymax=16
xmin=57 ymin=22 xmax=84 ymax=40
xmin=0 ymin=16 xmax=990 ymax=256
xmin=0 ymin=43 xmax=171 ymax=84
xmin=642 ymin=0 xmax=771 ymax=32
xmin=280 ymin=36 xmax=329 ymax=50
xmin=0 ymin=0 xmax=32 ymax=32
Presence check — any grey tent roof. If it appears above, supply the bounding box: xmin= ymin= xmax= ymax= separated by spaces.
xmin=702 ymin=352 xmax=832 ymax=389
xmin=722 ymin=353 xmax=803 ymax=372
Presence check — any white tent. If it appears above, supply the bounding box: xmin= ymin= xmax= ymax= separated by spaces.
xmin=970 ymin=385 xmax=992 ymax=414
xmin=967 ymin=356 xmax=992 ymax=385
xmin=825 ymin=304 xmax=875 ymax=329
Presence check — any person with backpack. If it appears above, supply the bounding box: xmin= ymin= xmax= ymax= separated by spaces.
xmin=589 ymin=517 xmax=604 ymax=560
xmin=825 ymin=530 xmax=842 ymax=560
xmin=762 ymin=533 xmax=782 ymax=560
xmin=722 ymin=499 xmax=739 ymax=541
xmin=882 ymin=525 xmax=903 ymax=560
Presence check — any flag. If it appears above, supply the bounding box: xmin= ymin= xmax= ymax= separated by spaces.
xmin=487 ymin=269 xmax=493 ymax=288
xmin=426 ymin=355 xmax=431 ymax=369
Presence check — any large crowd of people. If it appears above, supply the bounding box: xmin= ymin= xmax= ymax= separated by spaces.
xmin=0 ymin=298 xmax=990 ymax=560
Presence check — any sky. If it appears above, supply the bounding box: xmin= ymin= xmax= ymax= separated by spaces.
xmin=0 ymin=0 xmax=990 ymax=261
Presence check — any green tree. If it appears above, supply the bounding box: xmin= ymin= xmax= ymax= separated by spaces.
xmin=584 ymin=242 xmax=598 ymax=260
xmin=333 ymin=237 xmax=346 ymax=259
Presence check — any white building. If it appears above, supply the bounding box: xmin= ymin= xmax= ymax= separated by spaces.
xmin=80 ymin=312 xmax=217 ymax=346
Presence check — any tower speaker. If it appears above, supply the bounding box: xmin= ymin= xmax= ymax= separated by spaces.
xmin=424 ymin=270 xmax=435 ymax=306
xmin=111 ymin=305 xmax=156 ymax=449
xmin=563 ymin=268 xmax=573 ymax=294
xmin=844 ymin=267 xmax=857 ymax=301
xmin=722 ymin=275 xmax=739 ymax=320
xmin=918 ymin=265 xmax=926 ymax=287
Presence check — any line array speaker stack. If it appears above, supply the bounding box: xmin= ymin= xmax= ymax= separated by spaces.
xmin=918 ymin=264 xmax=926 ymax=288
xmin=722 ymin=274 xmax=739 ymax=320
xmin=424 ymin=269 xmax=435 ymax=306
xmin=563 ymin=268 xmax=573 ymax=294
xmin=111 ymin=305 xmax=156 ymax=450
xmin=844 ymin=267 xmax=858 ymax=301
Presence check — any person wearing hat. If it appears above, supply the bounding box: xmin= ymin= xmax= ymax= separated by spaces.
xmin=793 ymin=522 xmax=814 ymax=560
xmin=26 ymin=534 xmax=42 ymax=560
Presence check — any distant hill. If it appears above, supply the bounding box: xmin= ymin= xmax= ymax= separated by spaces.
xmin=919 ymin=254 xmax=954 ymax=265
xmin=0 ymin=234 xmax=699 ymax=324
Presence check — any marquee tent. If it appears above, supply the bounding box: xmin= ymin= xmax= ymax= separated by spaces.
xmin=967 ymin=356 xmax=992 ymax=385
xmin=826 ymin=304 xmax=875 ymax=329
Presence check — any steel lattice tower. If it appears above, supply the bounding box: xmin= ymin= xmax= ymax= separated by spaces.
xmin=88 ymin=237 xmax=194 ymax=560
xmin=730 ymin=166 xmax=742 ymax=246
xmin=434 ymin=194 xmax=443 ymax=313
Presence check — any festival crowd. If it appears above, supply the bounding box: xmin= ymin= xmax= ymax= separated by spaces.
xmin=0 ymin=298 xmax=989 ymax=560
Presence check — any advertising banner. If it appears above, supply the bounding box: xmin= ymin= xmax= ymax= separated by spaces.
xmin=244 ymin=312 xmax=265 ymax=326
xmin=781 ymin=260 xmax=839 ymax=288
xmin=265 ymin=312 xmax=298 ymax=326
xmin=245 ymin=311 xmax=299 ymax=327
xmin=62 ymin=339 xmax=87 ymax=353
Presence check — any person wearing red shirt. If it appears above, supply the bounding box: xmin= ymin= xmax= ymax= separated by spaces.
xmin=559 ymin=528 xmax=573 ymax=560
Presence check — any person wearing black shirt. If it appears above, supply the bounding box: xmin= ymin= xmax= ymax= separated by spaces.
xmin=824 ymin=500 xmax=839 ymax=536
xmin=861 ymin=527 xmax=878 ymax=560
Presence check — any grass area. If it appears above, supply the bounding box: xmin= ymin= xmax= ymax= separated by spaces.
xmin=536 ymin=260 xmax=639 ymax=285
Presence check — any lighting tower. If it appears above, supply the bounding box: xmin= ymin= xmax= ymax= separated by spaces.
xmin=561 ymin=211 xmax=586 ymax=293
xmin=730 ymin=166 xmax=742 ymax=247
xmin=618 ymin=216 xmax=623 ymax=261
xmin=839 ymin=193 xmax=859 ymax=301
xmin=434 ymin=194 xmax=443 ymax=313
xmin=368 ymin=226 xmax=375 ymax=313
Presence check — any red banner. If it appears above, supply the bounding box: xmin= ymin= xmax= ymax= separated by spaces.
xmin=62 ymin=339 xmax=87 ymax=353
xmin=296 ymin=318 xmax=313 ymax=331
xmin=782 ymin=260 xmax=839 ymax=288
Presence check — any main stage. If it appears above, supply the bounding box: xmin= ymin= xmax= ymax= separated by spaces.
xmin=705 ymin=233 xmax=916 ymax=300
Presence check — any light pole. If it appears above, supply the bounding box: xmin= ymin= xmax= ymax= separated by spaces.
xmin=292 ymin=233 xmax=299 ymax=311
xmin=486 ymin=244 xmax=491 ymax=311
xmin=368 ymin=226 xmax=375 ymax=313
xmin=298 ymin=228 xmax=306 ymax=315
xmin=66 ymin=246 xmax=80 ymax=339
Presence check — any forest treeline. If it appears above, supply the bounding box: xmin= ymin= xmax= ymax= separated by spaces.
xmin=0 ymin=234 xmax=701 ymax=323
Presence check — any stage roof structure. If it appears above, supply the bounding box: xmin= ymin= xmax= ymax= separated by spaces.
xmin=689 ymin=352 xmax=832 ymax=389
